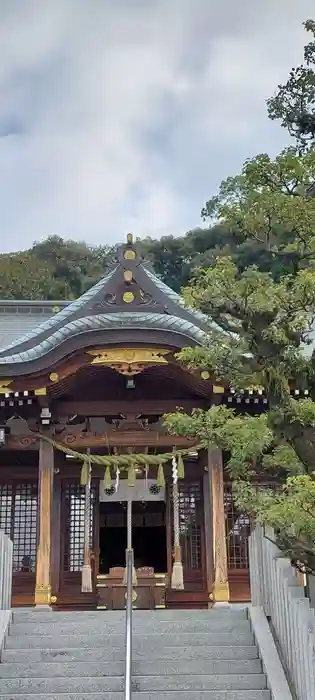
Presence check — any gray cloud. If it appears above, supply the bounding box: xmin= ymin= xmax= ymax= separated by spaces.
xmin=0 ymin=0 xmax=313 ymax=252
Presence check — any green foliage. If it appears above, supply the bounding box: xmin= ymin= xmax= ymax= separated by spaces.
xmin=0 ymin=236 xmax=117 ymax=300
xmin=0 ymin=217 xmax=299 ymax=301
xmin=234 ymin=477 xmax=315 ymax=573
xmin=165 ymin=22 xmax=315 ymax=573
xmin=0 ymin=252 xmax=70 ymax=300
xmin=164 ymin=407 xmax=273 ymax=480
xmin=267 ymin=20 xmax=315 ymax=149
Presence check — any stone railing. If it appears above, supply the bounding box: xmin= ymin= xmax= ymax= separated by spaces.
xmin=0 ymin=531 xmax=12 ymax=610
xmin=249 ymin=525 xmax=315 ymax=700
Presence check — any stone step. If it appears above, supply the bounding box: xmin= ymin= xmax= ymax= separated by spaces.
xmin=0 ymin=674 xmax=267 ymax=693
xmin=5 ymin=631 xmax=254 ymax=649
xmin=0 ymin=659 xmax=262 ymax=678
xmin=9 ymin=619 xmax=250 ymax=636
xmin=11 ymin=609 xmax=247 ymax=624
xmin=0 ymin=692 xmax=271 ymax=700
xmin=2 ymin=644 xmax=258 ymax=664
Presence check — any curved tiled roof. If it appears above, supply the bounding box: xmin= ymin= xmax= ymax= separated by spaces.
xmin=0 ymin=267 xmax=117 ymax=356
xmin=0 ymin=237 xmax=218 ymax=370
xmin=0 ymin=312 xmax=206 ymax=365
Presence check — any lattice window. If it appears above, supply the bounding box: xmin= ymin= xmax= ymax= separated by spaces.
xmin=63 ymin=484 xmax=95 ymax=572
xmin=0 ymin=484 xmax=12 ymax=536
xmin=177 ymin=481 xmax=202 ymax=570
xmin=0 ymin=482 xmax=38 ymax=573
xmin=224 ymin=485 xmax=250 ymax=569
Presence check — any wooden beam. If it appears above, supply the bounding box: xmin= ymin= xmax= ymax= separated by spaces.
xmin=7 ymin=431 xmax=196 ymax=450
xmin=53 ymin=399 xmax=208 ymax=417
xmin=61 ymin=431 xmax=196 ymax=449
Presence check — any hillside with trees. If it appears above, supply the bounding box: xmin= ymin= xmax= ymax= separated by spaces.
xmin=0 ymin=218 xmax=304 ymax=301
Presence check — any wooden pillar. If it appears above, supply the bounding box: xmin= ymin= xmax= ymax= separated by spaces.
xmin=208 ymin=447 xmax=229 ymax=603
xmin=203 ymin=468 xmax=214 ymax=605
xmin=35 ymin=439 xmax=54 ymax=606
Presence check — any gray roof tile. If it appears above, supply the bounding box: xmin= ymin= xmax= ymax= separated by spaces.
xmin=0 ymin=313 xmax=205 ymax=365
xmin=0 ymin=313 xmax=53 ymax=352
xmin=0 ymin=268 xmax=117 ymax=355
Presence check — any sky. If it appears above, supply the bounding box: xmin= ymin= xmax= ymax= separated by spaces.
xmin=0 ymin=0 xmax=314 ymax=253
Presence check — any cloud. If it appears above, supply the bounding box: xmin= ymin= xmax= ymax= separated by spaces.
xmin=0 ymin=0 xmax=313 ymax=252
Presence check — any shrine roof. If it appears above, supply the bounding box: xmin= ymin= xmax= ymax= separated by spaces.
xmin=0 ymin=235 xmax=215 ymax=375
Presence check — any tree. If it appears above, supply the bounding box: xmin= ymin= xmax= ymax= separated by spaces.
xmin=267 ymin=20 xmax=315 ymax=149
xmin=164 ymin=145 xmax=315 ymax=574
xmin=31 ymin=236 xmax=116 ymax=297
xmin=0 ymin=237 xmax=118 ymax=300
xmin=0 ymin=252 xmax=71 ymax=300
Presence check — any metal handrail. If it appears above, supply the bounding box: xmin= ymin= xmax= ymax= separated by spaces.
xmin=124 ymin=547 xmax=134 ymax=700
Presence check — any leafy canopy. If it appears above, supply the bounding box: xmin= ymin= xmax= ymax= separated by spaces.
xmin=165 ymin=22 xmax=315 ymax=573
xmin=267 ymin=19 xmax=315 ymax=149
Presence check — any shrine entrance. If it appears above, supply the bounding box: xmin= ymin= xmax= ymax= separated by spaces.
xmin=98 ymin=500 xmax=167 ymax=575
xmin=96 ymin=479 xmax=168 ymax=610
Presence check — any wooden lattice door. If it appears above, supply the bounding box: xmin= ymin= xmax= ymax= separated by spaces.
xmin=224 ymin=483 xmax=251 ymax=602
xmin=224 ymin=484 xmax=250 ymax=570
xmin=170 ymin=479 xmax=206 ymax=590
xmin=60 ymin=480 xmax=99 ymax=593
xmin=0 ymin=481 xmax=38 ymax=605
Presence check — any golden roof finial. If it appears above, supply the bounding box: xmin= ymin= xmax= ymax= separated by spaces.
xmin=127 ymin=232 xmax=133 ymax=244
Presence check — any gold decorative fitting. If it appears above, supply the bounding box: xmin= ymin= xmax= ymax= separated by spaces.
xmin=52 ymin=306 xmax=60 ymax=313
xmin=213 ymin=385 xmax=225 ymax=394
xmin=213 ymin=581 xmax=230 ymax=602
xmin=50 ymin=595 xmax=57 ymax=604
xmin=88 ymin=347 xmax=169 ymax=376
xmin=123 ymin=291 xmax=134 ymax=303
xmin=49 ymin=372 xmax=59 ymax=383
xmin=124 ymin=249 xmax=136 ymax=260
xmin=127 ymin=232 xmax=133 ymax=244
xmin=124 ymin=270 xmax=133 ymax=283
xmin=201 ymin=371 xmax=210 ymax=380
xmin=34 ymin=387 xmax=47 ymax=396
xmin=0 ymin=380 xmax=12 ymax=395
xmin=35 ymin=583 xmax=51 ymax=606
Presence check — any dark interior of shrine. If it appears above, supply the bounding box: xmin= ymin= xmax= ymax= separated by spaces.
xmin=99 ymin=500 xmax=167 ymax=575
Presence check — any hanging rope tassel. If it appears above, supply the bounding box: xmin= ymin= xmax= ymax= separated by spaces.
xmin=80 ymin=461 xmax=89 ymax=486
xmin=115 ymin=466 xmax=120 ymax=493
xmin=104 ymin=465 xmax=112 ymax=491
xmin=127 ymin=465 xmax=136 ymax=487
xmin=157 ymin=463 xmax=165 ymax=488
xmin=81 ymin=452 xmax=92 ymax=593
xmin=145 ymin=464 xmax=149 ymax=491
xmin=177 ymin=455 xmax=185 ymax=479
xmin=171 ymin=456 xmax=184 ymax=590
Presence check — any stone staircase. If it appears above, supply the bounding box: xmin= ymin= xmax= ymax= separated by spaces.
xmin=0 ymin=608 xmax=270 ymax=699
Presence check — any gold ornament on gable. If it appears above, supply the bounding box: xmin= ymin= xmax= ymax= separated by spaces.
xmin=0 ymin=380 xmax=12 ymax=395
xmin=88 ymin=347 xmax=169 ymax=376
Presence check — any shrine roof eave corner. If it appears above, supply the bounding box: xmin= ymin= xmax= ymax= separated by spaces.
xmin=0 ymin=312 xmax=206 ymax=377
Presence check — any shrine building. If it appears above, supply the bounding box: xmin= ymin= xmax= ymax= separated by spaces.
xmin=0 ymin=234 xmax=263 ymax=610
